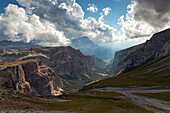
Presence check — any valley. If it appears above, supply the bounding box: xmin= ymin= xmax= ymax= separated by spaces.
xmin=0 ymin=0 xmax=170 ymax=112
xmin=0 ymin=29 xmax=170 ymax=113
xmin=0 ymin=46 xmax=111 ymax=95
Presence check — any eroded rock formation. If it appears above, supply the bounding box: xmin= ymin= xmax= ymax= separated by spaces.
xmin=3 ymin=60 xmax=63 ymax=96
xmin=0 ymin=46 xmax=96 ymax=95
xmin=0 ymin=46 xmax=95 ymax=79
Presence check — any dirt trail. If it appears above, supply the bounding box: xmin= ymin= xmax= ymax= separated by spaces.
xmin=91 ymin=86 xmax=170 ymax=113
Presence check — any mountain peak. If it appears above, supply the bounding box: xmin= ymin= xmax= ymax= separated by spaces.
xmin=81 ymin=36 xmax=89 ymax=39
xmin=71 ymin=36 xmax=98 ymax=49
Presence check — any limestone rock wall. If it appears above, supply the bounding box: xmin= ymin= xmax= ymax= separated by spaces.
xmin=112 ymin=29 xmax=170 ymax=75
xmin=4 ymin=61 xmax=63 ymax=96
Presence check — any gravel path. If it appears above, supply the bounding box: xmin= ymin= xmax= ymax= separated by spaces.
xmin=91 ymin=86 xmax=170 ymax=113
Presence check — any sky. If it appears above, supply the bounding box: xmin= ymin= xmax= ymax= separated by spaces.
xmin=0 ymin=0 xmax=131 ymax=27
xmin=0 ymin=0 xmax=169 ymax=49
xmin=76 ymin=0 xmax=131 ymax=27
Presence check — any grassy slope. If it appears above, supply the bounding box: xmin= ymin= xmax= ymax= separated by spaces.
xmin=0 ymin=56 xmax=158 ymax=112
xmin=81 ymin=55 xmax=170 ymax=91
xmin=135 ymin=92 xmax=170 ymax=102
xmin=5 ymin=91 xmax=152 ymax=113
xmin=0 ymin=59 xmax=36 ymax=69
xmin=0 ymin=67 xmax=151 ymax=113
xmin=62 ymin=67 xmax=111 ymax=93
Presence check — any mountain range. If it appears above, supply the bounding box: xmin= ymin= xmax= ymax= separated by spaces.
xmin=0 ymin=40 xmax=40 ymax=51
xmin=79 ymin=29 xmax=170 ymax=112
xmin=0 ymin=28 xmax=170 ymax=112
xmin=71 ymin=36 xmax=116 ymax=60
xmin=0 ymin=46 xmax=109 ymax=95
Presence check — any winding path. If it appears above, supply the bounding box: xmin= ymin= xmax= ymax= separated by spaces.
xmin=91 ymin=86 xmax=170 ymax=113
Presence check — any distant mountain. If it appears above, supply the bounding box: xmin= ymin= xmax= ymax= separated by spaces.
xmin=112 ymin=28 xmax=170 ymax=75
xmin=71 ymin=36 xmax=98 ymax=49
xmin=0 ymin=40 xmax=40 ymax=51
xmin=71 ymin=36 xmax=115 ymax=60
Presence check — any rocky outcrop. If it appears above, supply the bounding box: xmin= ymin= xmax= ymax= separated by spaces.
xmin=0 ymin=46 xmax=96 ymax=94
xmin=0 ymin=46 xmax=95 ymax=80
xmin=112 ymin=44 xmax=143 ymax=74
xmin=112 ymin=28 xmax=170 ymax=75
xmin=0 ymin=70 xmax=13 ymax=89
xmin=3 ymin=60 xmax=63 ymax=96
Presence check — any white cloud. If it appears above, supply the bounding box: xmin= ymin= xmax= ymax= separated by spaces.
xmin=117 ymin=1 xmax=170 ymax=40
xmin=102 ymin=7 xmax=112 ymax=16
xmin=98 ymin=7 xmax=112 ymax=23
xmin=82 ymin=17 xmax=117 ymax=42
xmin=87 ymin=4 xmax=98 ymax=13
xmin=117 ymin=15 xmax=124 ymax=25
xmin=0 ymin=0 xmax=169 ymax=46
xmin=0 ymin=4 xmax=70 ymax=45
xmin=12 ymin=0 xmax=117 ymax=44
xmin=98 ymin=13 xmax=104 ymax=22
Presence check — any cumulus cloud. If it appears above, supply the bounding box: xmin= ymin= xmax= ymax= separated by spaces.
xmin=102 ymin=7 xmax=112 ymax=16
xmin=0 ymin=4 xmax=69 ymax=45
xmin=98 ymin=13 xmax=104 ymax=22
xmin=0 ymin=0 xmax=169 ymax=45
xmin=0 ymin=0 xmax=117 ymax=44
xmin=12 ymin=0 xmax=117 ymax=43
xmin=87 ymin=4 xmax=98 ymax=13
xmin=117 ymin=0 xmax=170 ymax=39
xmin=82 ymin=17 xmax=117 ymax=42
xmin=98 ymin=7 xmax=112 ymax=23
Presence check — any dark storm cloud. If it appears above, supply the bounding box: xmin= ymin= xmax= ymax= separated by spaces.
xmin=133 ymin=0 xmax=170 ymax=28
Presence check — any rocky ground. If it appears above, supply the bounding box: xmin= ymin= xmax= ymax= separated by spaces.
xmin=0 ymin=88 xmax=74 ymax=113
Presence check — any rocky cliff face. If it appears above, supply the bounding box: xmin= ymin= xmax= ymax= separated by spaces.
xmin=0 ymin=70 xmax=13 ymax=89
xmin=112 ymin=28 xmax=170 ymax=75
xmin=112 ymin=44 xmax=144 ymax=74
xmin=0 ymin=46 xmax=95 ymax=79
xmin=2 ymin=60 xmax=63 ymax=96
xmin=0 ymin=46 xmax=96 ymax=94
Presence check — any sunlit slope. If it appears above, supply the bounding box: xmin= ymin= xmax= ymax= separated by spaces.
xmin=81 ymin=55 xmax=170 ymax=91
